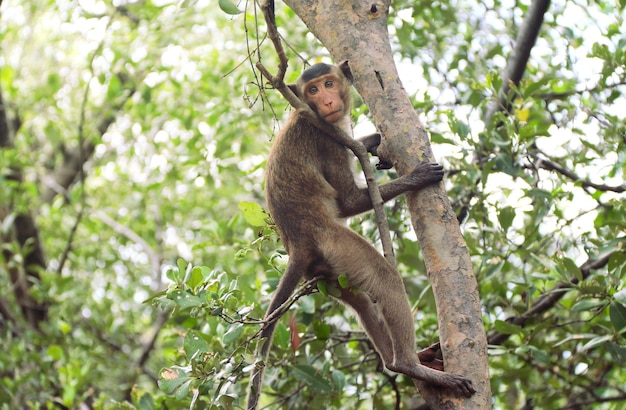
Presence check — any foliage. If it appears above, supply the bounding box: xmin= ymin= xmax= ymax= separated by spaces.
xmin=0 ymin=0 xmax=625 ymax=409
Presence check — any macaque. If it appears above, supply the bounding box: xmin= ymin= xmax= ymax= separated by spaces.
xmin=247 ymin=61 xmax=475 ymax=408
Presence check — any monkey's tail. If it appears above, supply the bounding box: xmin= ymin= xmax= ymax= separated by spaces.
xmin=245 ymin=259 xmax=305 ymax=410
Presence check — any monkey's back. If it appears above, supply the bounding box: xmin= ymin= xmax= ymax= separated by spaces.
xmin=265 ymin=113 xmax=354 ymax=253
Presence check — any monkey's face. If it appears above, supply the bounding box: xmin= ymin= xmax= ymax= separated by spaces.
xmin=302 ymin=74 xmax=347 ymax=124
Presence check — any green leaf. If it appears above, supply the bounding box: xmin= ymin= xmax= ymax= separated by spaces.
xmin=523 ymin=77 xmax=550 ymax=96
xmin=223 ymin=323 xmax=244 ymax=344
xmin=299 ymin=294 xmax=315 ymax=314
xmin=562 ymin=257 xmax=583 ymax=282
xmin=581 ymin=334 xmax=612 ymax=351
xmin=571 ymin=299 xmax=605 ymax=312
xmin=177 ymin=259 xmax=189 ymax=278
xmin=47 ymin=73 xmax=61 ymax=91
xmin=332 ymin=370 xmax=346 ymax=391
xmin=429 ymin=132 xmax=456 ymax=145
xmin=326 ymin=283 xmax=342 ymax=298
xmin=273 ymin=323 xmax=289 ymax=349
xmin=337 ymin=274 xmax=349 ymax=289
xmin=238 ymin=201 xmax=267 ymax=227
xmin=607 ymin=342 xmax=626 ymax=364
xmin=610 ymin=301 xmax=626 ymax=333
xmin=317 ymin=280 xmax=328 ymax=296
xmin=526 ymin=188 xmax=553 ymax=200
xmin=494 ymin=153 xmax=518 ymax=176
xmin=57 ymin=319 xmax=71 ymax=335
xmin=159 ymin=366 xmax=191 ymax=394
xmin=184 ymin=330 xmax=211 ymax=357
xmin=498 ymin=206 xmax=515 ymax=231
xmin=313 ymin=320 xmax=331 ymax=340
xmin=62 ymin=384 xmax=77 ymax=407
xmin=0 ymin=65 xmax=14 ymax=84
xmin=218 ymin=0 xmax=242 ymax=15
xmin=484 ymin=261 xmax=504 ymax=278
xmin=455 ymin=120 xmax=470 ymax=139
xmin=47 ymin=345 xmax=64 ymax=361
xmin=291 ymin=365 xmax=332 ymax=393
xmin=167 ymin=289 xmax=204 ymax=309
xmin=219 ymin=394 xmax=237 ymax=407
xmin=165 ymin=266 xmax=182 ymax=284
xmin=614 ymin=289 xmax=626 ymax=306
xmin=185 ymin=266 xmax=206 ymax=289
xmin=608 ymin=252 xmax=626 ymax=278
xmin=137 ymin=393 xmax=156 ymax=410
xmin=174 ymin=380 xmax=191 ymax=400
xmin=494 ymin=319 xmax=524 ymax=335
xmin=106 ymin=74 xmax=122 ymax=100
xmin=527 ymin=345 xmax=551 ymax=365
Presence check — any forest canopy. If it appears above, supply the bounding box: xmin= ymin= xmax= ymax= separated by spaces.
xmin=1 ymin=0 xmax=625 ymax=409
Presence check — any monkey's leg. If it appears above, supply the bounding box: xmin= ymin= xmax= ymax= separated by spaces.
xmin=321 ymin=226 xmax=475 ymax=397
xmin=362 ymin=262 xmax=475 ymax=395
xmin=321 ymin=225 xmax=416 ymax=366
xmin=337 ymin=287 xmax=394 ymax=365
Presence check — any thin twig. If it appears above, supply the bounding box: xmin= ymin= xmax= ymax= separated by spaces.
xmin=532 ymin=154 xmax=626 ymax=193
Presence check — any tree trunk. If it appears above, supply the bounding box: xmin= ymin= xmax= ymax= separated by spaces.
xmin=283 ymin=1 xmax=491 ymax=407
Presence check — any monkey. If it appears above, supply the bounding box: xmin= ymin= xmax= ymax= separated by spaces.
xmin=246 ymin=61 xmax=475 ymax=408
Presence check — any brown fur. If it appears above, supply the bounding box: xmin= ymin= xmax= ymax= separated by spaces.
xmin=246 ymin=62 xmax=474 ymax=409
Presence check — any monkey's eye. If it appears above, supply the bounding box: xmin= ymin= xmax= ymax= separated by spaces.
xmin=308 ymin=85 xmax=319 ymax=94
xmin=324 ymin=80 xmax=334 ymax=88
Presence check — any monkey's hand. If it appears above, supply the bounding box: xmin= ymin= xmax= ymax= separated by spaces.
xmin=388 ymin=360 xmax=476 ymax=397
xmin=444 ymin=373 xmax=477 ymax=397
xmin=355 ymin=133 xmax=394 ymax=169
xmin=375 ymin=160 xmax=393 ymax=170
xmin=405 ymin=162 xmax=445 ymax=189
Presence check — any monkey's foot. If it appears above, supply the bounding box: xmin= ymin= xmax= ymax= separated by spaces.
xmin=388 ymin=355 xmax=476 ymax=397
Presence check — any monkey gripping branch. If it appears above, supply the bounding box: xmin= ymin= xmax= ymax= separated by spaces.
xmin=248 ymin=1 xmax=491 ymax=409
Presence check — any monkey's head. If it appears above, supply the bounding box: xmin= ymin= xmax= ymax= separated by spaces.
xmin=289 ymin=61 xmax=353 ymax=125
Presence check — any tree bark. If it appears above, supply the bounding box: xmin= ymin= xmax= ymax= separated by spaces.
xmin=484 ymin=0 xmax=551 ymax=125
xmin=0 ymin=87 xmax=48 ymax=328
xmin=283 ymin=1 xmax=490 ymax=407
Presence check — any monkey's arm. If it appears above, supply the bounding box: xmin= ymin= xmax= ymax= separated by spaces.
xmin=356 ymin=133 xmax=392 ymax=170
xmin=356 ymin=133 xmax=381 ymax=153
xmin=337 ymin=162 xmax=444 ymax=218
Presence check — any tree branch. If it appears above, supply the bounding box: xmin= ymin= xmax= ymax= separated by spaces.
xmin=484 ymin=0 xmax=551 ymax=125
xmin=487 ymin=251 xmax=614 ymax=345
xmin=0 ymin=85 xmax=48 ymax=328
xmin=531 ymin=154 xmax=626 ymax=193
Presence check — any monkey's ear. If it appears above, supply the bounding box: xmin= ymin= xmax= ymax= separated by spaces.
xmin=287 ymin=83 xmax=300 ymax=98
xmin=339 ymin=60 xmax=354 ymax=84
